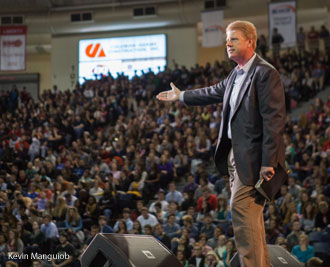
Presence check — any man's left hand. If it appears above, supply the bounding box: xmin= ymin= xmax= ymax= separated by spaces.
xmin=260 ymin=166 xmax=275 ymax=181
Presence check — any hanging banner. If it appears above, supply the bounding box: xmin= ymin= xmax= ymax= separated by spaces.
xmin=268 ymin=1 xmax=296 ymax=48
xmin=201 ymin=10 xmax=224 ymax=48
xmin=0 ymin=26 xmax=27 ymax=71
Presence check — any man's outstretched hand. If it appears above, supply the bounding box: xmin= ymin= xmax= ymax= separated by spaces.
xmin=156 ymin=82 xmax=181 ymax=102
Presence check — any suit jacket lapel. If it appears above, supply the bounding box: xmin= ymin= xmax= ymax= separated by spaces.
xmin=231 ymin=55 xmax=259 ymax=119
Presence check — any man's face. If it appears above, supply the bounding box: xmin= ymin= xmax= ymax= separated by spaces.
xmin=144 ymin=227 xmax=152 ymax=235
xmin=59 ymin=235 xmax=67 ymax=244
xmin=91 ymin=227 xmax=99 ymax=236
xmin=194 ymin=245 xmax=203 ymax=257
xmin=44 ymin=217 xmax=50 ymax=225
xmin=142 ymin=210 xmax=148 ymax=219
xmin=293 ymin=221 xmax=301 ymax=231
xmin=226 ymin=30 xmax=250 ymax=62
xmin=155 ymin=225 xmax=162 ymax=235
xmin=169 ymin=183 xmax=175 ymax=192
xmin=168 ymin=215 xmax=175 ymax=224
xmin=99 ymin=218 xmax=106 ymax=226
xmin=204 ymin=216 xmax=212 ymax=225
xmin=158 ymin=192 xmax=165 ymax=200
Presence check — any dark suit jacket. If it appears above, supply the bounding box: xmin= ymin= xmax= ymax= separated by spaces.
xmin=183 ymin=54 xmax=287 ymax=186
xmin=188 ymin=255 xmax=205 ymax=267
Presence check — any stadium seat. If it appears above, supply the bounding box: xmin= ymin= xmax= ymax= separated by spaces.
xmin=313 ymin=242 xmax=330 ymax=262
xmin=308 ymin=231 xmax=323 ymax=244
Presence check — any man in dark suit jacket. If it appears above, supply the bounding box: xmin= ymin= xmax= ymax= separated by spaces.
xmin=188 ymin=242 xmax=205 ymax=267
xmin=157 ymin=20 xmax=287 ymax=267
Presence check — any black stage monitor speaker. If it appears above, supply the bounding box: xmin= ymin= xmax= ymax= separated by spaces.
xmin=81 ymin=233 xmax=182 ymax=267
xmin=230 ymin=245 xmax=304 ymax=267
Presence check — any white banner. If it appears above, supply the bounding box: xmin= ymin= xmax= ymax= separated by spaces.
xmin=268 ymin=1 xmax=296 ymax=48
xmin=0 ymin=26 xmax=26 ymax=71
xmin=201 ymin=10 xmax=224 ymax=48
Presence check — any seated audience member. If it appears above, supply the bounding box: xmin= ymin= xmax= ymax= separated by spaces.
xmin=162 ymin=201 xmax=182 ymax=223
xmin=181 ymin=215 xmax=199 ymax=241
xmin=291 ymin=233 xmax=314 ymax=264
xmin=286 ymin=220 xmax=303 ymax=251
xmin=143 ymin=224 xmax=153 ymax=235
xmin=89 ymin=179 xmax=104 ymax=202
xmin=176 ymin=250 xmax=189 ymax=267
xmin=222 ymin=239 xmax=237 ymax=267
xmin=165 ymin=182 xmax=183 ymax=206
xmin=129 ymin=220 xmax=142 ymax=235
xmin=83 ymin=196 xmax=100 ymax=229
xmin=172 ymin=234 xmax=192 ymax=260
xmin=149 ymin=189 xmax=169 ymax=213
xmin=52 ymin=232 xmax=75 ymax=267
xmin=200 ymin=213 xmax=216 ymax=239
xmin=197 ymin=187 xmax=217 ymax=212
xmin=98 ymin=215 xmax=113 ymax=233
xmin=214 ymin=235 xmax=227 ymax=260
xmin=86 ymin=225 xmax=100 ymax=245
xmin=151 ymin=202 xmax=166 ymax=223
xmin=207 ymin=226 xmax=223 ymax=249
xmin=4 ymin=230 xmax=24 ymax=255
xmin=196 ymin=197 xmax=213 ymax=223
xmin=300 ymin=201 xmax=317 ymax=232
xmin=25 ymin=221 xmax=45 ymax=249
xmin=213 ymin=195 xmax=230 ymax=221
xmin=205 ymin=250 xmax=224 ymax=267
xmin=154 ymin=223 xmax=171 ymax=249
xmin=182 ymin=173 xmax=198 ymax=195
xmin=65 ymin=207 xmax=83 ymax=233
xmin=265 ymin=218 xmax=282 ymax=244
xmin=113 ymin=208 xmax=133 ymax=232
xmin=98 ymin=181 xmax=117 ymax=223
xmin=188 ymin=242 xmax=206 ymax=267
xmin=306 ymin=257 xmax=324 ymax=267
xmin=52 ymin=197 xmax=67 ymax=227
xmin=194 ymin=176 xmax=215 ymax=202
xmin=40 ymin=214 xmax=59 ymax=253
xmin=117 ymin=219 xmax=129 ymax=234
xmin=275 ymin=236 xmax=288 ymax=251
xmin=198 ymin=233 xmax=213 ymax=255
xmin=137 ymin=207 xmax=158 ymax=229
xmin=163 ymin=214 xmax=181 ymax=239
xmin=315 ymin=201 xmax=330 ymax=231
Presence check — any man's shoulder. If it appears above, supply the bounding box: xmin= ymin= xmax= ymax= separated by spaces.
xmin=149 ymin=213 xmax=158 ymax=220
xmin=254 ymin=55 xmax=277 ymax=73
xmin=175 ymin=190 xmax=183 ymax=196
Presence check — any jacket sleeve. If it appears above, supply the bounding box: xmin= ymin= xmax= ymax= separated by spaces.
xmin=182 ymin=70 xmax=235 ymax=106
xmin=257 ymin=67 xmax=286 ymax=167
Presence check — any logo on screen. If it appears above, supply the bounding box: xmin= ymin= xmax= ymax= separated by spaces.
xmin=85 ymin=43 xmax=106 ymax=58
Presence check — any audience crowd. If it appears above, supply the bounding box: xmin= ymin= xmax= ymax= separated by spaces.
xmin=0 ymin=25 xmax=330 ymax=267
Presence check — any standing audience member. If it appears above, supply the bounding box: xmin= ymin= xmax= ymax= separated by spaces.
xmin=307 ymin=26 xmax=320 ymax=52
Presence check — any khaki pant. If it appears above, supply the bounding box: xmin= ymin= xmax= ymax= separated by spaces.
xmin=228 ymin=148 xmax=270 ymax=267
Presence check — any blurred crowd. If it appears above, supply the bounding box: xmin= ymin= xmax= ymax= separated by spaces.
xmin=0 ymin=25 xmax=330 ymax=267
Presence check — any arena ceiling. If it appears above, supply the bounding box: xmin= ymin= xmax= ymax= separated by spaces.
xmin=0 ymin=0 xmax=182 ymax=13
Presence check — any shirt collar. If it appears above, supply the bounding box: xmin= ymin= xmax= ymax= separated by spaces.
xmin=236 ymin=53 xmax=256 ymax=74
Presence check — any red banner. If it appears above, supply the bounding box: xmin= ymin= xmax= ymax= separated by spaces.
xmin=0 ymin=25 xmax=27 ymax=71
